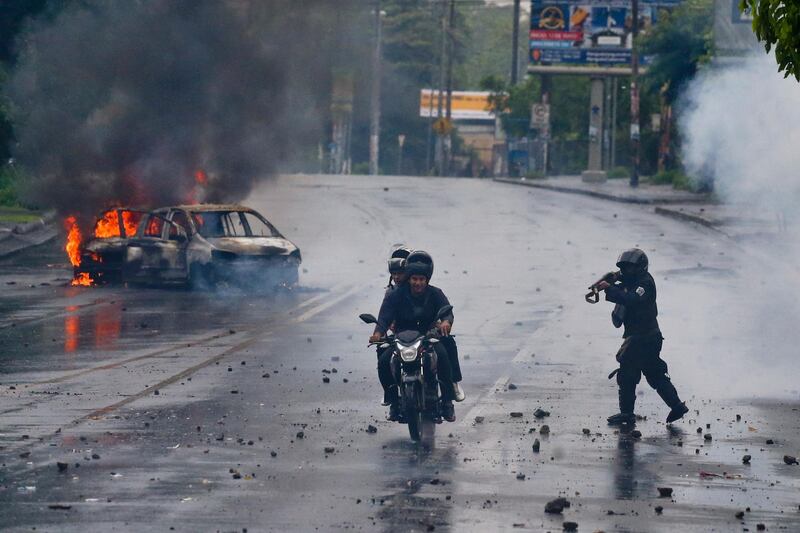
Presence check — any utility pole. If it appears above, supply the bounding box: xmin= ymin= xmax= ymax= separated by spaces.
xmin=369 ymin=0 xmax=383 ymax=176
xmin=629 ymin=0 xmax=640 ymax=187
xmin=511 ymin=0 xmax=521 ymax=85
xmin=444 ymin=0 xmax=455 ymax=176
xmin=435 ymin=0 xmax=447 ymax=176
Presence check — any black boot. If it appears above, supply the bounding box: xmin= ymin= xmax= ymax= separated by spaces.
xmin=440 ymin=400 xmax=455 ymax=422
xmin=609 ymin=383 xmax=636 ymax=426
xmin=607 ymin=412 xmax=636 ymax=426
xmin=666 ymin=402 xmax=689 ymax=423
xmin=386 ymin=402 xmax=401 ymax=422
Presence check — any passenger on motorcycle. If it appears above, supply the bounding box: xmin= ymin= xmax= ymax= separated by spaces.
xmin=370 ymin=250 xmax=458 ymax=422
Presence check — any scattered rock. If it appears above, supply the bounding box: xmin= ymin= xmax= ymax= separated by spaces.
xmin=532 ymin=439 xmax=540 ymax=453
xmin=736 ymin=414 xmax=742 ymax=421
xmin=322 ymin=377 xmax=330 ymax=384
xmin=582 ymin=428 xmax=591 ymax=435
xmin=324 ymin=446 xmax=335 ymax=454
xmin=91 ymin=453 xmax=100 ymax=460
xmin=756 ymin=524 xmax=766 ymax=531
xmin=534 ymin=408 xmax=550 ymax=419
xmin=262 ymin=373 xmax=270 ymax=378
xmin=735 ymin=511 xmax=745 ymax=519
xmin=56 ymin=462 xmax=68 ymax=472
xmin=270 ymin=451 xmax=277 ymax=457
xmin=296 ymin=431 xmax=305 ymax=439
xmin=544 ymin=497 xmax=570 ymax=514
xmin=540 ymin=425 xmax=550 ymax=435
xmin=655 ymin=506 xmax=663 ymax=515
xmin=742 ymin=455 xmax=752 ymax=464
xmin=510 ymin=412 xmax=524 ymax=418
xmin=516 ymin=473 xmax=525 ymax=480
xmin=48 ymin=504 xmax=72 ymax=510
xmin=562 ymin=522 xmax=578 ymax=532
xmin=366 ymin=425 xmax=378 ymax=434
xmin=631 ymin=430 xmax=642 ymax=439
xmin=783 ymin=455 xmax=798 ymax=465
xmin=766 ymin=439 xmax=774 ymax=445
xmin=508 ymin=383 xmax=518 ymax=390
xmin=657 ymin=487 xmax=673 ymax=497
xmin=703 ymin=433 xmax=712 ymax=441
xmin=331 ymin=356 xmax=340 ymax=362
xmin=474 ymin=416 xmax=485 ymax=424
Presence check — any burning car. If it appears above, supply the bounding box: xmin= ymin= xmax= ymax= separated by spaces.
xmin=74 ymin=205 xmax=301 ymax=288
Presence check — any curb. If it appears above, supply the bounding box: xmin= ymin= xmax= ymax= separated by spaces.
xmin=652 ymin=206 xmax=718 ymax=229
xmin=493 ymin=177 xmax=709 ymax=205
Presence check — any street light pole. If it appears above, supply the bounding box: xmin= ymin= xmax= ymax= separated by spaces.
xmin=511 ymin=0 xmax=521 ymax=85
xmin=629 ymin=0 xmax=640 ymax=187
xmin=369 ymin=0 xmax=382 ymax=176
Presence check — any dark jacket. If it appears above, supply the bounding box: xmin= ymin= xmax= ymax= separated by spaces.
xmin=376 ymin=283 xmax=454 ymax=335
xmin=605 ymin=272 xmax=659 ymax=338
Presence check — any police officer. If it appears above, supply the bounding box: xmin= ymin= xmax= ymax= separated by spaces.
xmin=370 ymin=251 xmax=457 ymax=422
xmin=596 ymin=249 xmax=689 ymax=426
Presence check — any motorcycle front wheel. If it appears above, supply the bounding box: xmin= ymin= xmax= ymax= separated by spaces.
xmin=406 ymin=406 xmax=422 ymax=441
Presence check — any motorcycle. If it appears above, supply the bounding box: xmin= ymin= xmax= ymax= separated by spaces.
xmin=359 ymin=305 xmax=453 ymax=442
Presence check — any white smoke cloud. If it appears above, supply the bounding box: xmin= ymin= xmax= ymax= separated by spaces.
xmin=680 ymin=54 xmax=800 ymax=212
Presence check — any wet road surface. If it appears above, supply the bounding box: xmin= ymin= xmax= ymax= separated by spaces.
xmin=1 ymin=174 xmax=799 ymax=532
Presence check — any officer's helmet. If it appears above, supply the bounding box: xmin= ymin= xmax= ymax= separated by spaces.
xmin=616 ymin=248 xmax=649 ymax=279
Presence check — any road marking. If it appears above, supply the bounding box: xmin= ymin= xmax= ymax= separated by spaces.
xmin=25 ymin=283 xmax=360 ymax=387
xmin=82 ymin=333 xmax=270 ymax=421
xmin=0 ymin=297 xmax=114 ymax=330
xmin=462 ymin=374 xmax=510 ymax=423
xmin=291 ymin=284 xmax=361 ymax=323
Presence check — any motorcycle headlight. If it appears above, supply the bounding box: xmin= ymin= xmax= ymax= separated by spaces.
xmin=398 ymin=340 xmax=422 ymax=362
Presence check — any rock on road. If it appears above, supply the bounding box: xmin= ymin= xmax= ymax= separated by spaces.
xmin=1 ymin=174 xmax=798 ymax=532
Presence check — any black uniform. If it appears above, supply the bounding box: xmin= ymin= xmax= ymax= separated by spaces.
xmin=605 ymin=272 xmax=682 ymax=414
xmin=375 ymin=283 xmax=455 ymax=402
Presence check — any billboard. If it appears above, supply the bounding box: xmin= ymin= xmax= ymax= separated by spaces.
xmin=419 ymin=90 xmax=495 ymax=121
xmin=529 ymin=0 xmax=681 ymax=66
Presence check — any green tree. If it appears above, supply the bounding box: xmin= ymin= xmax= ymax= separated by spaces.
xmin=480 ymin=74 xmax=539 ymax=138
xmin=740 ymin=0 xmax=800 ymax=80
xmin=640 ymin=0 xmax=713 ymax=103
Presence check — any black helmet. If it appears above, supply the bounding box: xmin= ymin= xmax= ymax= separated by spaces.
xmin=388 ymin=246 xmax=412 ymax=274
xmin=390 ymin=246 xmax=412 ymax=260
xmin=616 ymin=248 xmax=649 ymax=279
xmin=405 ymin=250 xmax=434 ymax=280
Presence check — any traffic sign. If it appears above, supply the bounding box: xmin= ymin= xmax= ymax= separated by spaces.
xmin=530 ymin=103 xmax=550 ymax=129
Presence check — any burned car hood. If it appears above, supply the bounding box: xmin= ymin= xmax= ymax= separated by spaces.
xmin=205 ymin=237 xmax=297 ymax=256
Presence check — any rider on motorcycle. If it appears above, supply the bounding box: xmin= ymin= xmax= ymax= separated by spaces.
xmin=370 ymin=250 xmax=458 ymax=422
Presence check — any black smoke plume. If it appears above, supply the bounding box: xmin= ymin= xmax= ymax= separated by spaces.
xmin=7 ymin=0 xmax=357 ymax=220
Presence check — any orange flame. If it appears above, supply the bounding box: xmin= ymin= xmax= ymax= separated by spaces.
xmin=94 ymin=210 xmax=120 ymax=238
xmin=64 ymin=216 xmax=82 ymax=267
xmin=195 ymin=169 xmax=208 ymax=185
xmin=72 ymin=272 xmax=92 ymax=286
xmin=64 ymin=216 xmax=94 ymax=286
xmin=122 ymin=211 xmax=140 ymax=237
xmin=92 ymin=209 xmax=140 ymax=238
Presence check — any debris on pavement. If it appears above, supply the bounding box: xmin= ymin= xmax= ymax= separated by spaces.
xmin=533 ymin=408 xmax=550 ymax=418
xmin=783 ymin=455 xmax=798 ymax=465
xmin=545 ymin=497 xmax=570 ymax=514
xmin=657 ymin=487 xmax=673 ymax=497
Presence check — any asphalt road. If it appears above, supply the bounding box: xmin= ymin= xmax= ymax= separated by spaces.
xmin=1 ymin=174 xmax=799 ymax=532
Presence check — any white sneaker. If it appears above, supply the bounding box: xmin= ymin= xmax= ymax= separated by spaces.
xmin=453 ymin=382 xmax=466 ymax=402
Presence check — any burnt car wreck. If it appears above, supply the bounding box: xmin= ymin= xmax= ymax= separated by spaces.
xmin=76 ymin=205 xmax=301 ymax=288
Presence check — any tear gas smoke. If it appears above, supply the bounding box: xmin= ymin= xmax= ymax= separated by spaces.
xmin=677 ymin=54 xmax=800 ymax=399
xmin=680 ymin=54 xmax=800 ymax=212
xmin=7 ymin=0 xmax=336 ymax=221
